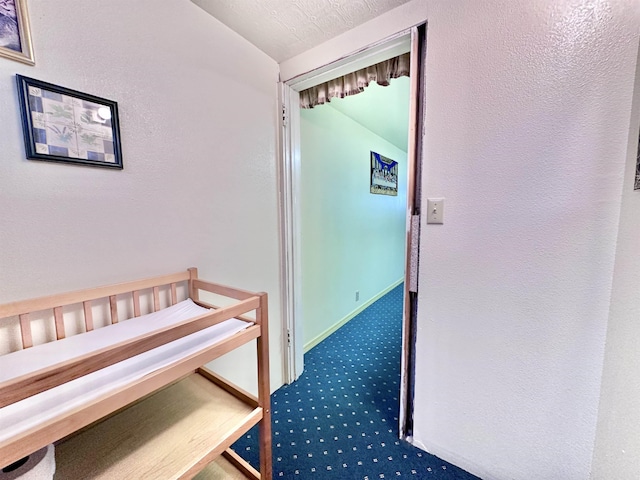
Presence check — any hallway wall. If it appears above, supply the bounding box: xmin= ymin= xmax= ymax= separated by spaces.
xmin=300 ymin=100 xmax=407 ymax=348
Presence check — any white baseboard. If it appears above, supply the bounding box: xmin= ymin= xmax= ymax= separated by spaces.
xmin=303 ymin=278 xmax=404 ymax=353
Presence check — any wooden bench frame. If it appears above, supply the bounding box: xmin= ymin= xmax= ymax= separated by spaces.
xmin=0 ymin=268 xmax=272 ymax=479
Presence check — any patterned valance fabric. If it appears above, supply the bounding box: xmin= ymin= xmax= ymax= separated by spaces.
xmin=299 ymin=52 xmax=410 ymax=109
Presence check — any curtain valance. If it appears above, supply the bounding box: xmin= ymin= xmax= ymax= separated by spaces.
xmin=299 ymin=52 xmax=410 ymax=109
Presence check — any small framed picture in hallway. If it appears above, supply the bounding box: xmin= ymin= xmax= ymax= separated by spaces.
xmin=370 ymin=151 xmax=398 ymax=196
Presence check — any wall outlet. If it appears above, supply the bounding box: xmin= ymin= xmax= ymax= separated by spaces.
xmin=355 ymin=291 xmax=360 ymax=301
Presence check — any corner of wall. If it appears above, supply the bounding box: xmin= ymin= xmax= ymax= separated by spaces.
xmin=590 ymin=38 xmax=640 ymax=480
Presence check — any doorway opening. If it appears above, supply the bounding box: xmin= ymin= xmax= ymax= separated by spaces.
xmin=279 ymin=25 xmax=426 ymax=440
xmin=299 ymin=67 xmax=410 ymax=355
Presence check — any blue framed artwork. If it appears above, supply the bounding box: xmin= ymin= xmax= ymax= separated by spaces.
xmin=16 ymin=75 xmax=123 ymax=169
xmin=370 ymin=151 xmax=398 ymax=196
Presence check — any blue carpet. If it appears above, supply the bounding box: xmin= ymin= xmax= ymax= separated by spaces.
xmin=232 ymin=284 xmax=480 ymax=479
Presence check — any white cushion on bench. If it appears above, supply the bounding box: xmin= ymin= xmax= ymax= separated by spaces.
xmin=0 ymin=299 xmax=250 ymax=444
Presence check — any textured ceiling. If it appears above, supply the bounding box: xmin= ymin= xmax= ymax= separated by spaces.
xmin=191 ymin=0 xmax=412 ymax=62
xmin=326 ymin=76 xmax=410 ymax=152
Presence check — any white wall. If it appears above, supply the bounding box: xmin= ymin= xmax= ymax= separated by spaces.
xmin=283 ymin=1 xmax=640 ymax=479
xmin=414 ymin=1 xmax=636 ymax=478
xmin=300 ymin=102 xmax=407 ymax=348
xmin=0 ymin=0 xmax=283 ymax=393
xmin=590 ymin=45 xmax=640 ymax=479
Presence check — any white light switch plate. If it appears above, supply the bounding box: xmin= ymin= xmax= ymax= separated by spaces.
xmin=427 ymin=198 xmax=444 ymax=224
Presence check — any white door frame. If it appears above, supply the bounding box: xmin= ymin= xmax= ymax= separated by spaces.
xmin=278 ymin=83 xmax=304 ymax=383
xmin=278 ymin=28 xmax=426 ymax=433
xmin=399 ymin=24 xmax=426 ymax=439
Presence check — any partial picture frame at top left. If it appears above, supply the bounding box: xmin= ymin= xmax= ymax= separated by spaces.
xmin=0 ymin=0 xmax=34 ymax=65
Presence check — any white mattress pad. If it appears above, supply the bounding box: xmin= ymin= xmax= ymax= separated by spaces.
xmin=0 ymin=299 xmax=250 ymax=444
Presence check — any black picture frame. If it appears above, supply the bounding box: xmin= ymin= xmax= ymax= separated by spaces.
xmin=16 ymin=75 xmax=123 ymax=169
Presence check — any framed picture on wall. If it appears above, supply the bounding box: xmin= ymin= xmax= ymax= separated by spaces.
xmin=0 ymin=0 xmax=34 ymax=65
xmin=16 ymin=75 xmax=123 ymax=169
xmin=370 ymin=151 xmax=398 ymax=196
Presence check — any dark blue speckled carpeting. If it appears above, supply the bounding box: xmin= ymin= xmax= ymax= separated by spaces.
xmin=232 ymin=284 xmax=480 ymax=479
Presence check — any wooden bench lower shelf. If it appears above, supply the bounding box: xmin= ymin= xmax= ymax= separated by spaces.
xmin=54 ymin=372 xmax=262 ymax=479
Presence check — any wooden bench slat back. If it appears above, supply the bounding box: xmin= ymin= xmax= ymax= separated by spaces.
xmin=18 ymin=314 xmax=32 ymax=349
xmin=153 ymin=286 xmax=160 ymax=312
xmin=0 ymin=271 xmax=191 ymax=319
xmin=83 ymin=301 xmax=94 ymax=332
xmin=53 ymin=307 xmax=65 ymax=339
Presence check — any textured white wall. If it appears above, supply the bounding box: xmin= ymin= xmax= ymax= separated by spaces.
xmin=284 ymin=1 xmax=640 ymax=479
xmin=414 ymin=1 xmax=637 ymax=478
xmin=0 ymin=0 xmax=283 ymax=393
xmin=300 ymin=103 xmax=407 ymax=347
xmin=590 ymin=45 xmax=640 ymax=479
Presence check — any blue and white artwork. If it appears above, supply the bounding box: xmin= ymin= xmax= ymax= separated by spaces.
xmin=17 ymin=75 xmax=123 ymax=169
xmin=370 ymin=151 xmax=398 ymax=196
xmin=27 ymin=85 xmax=116 ymax=164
